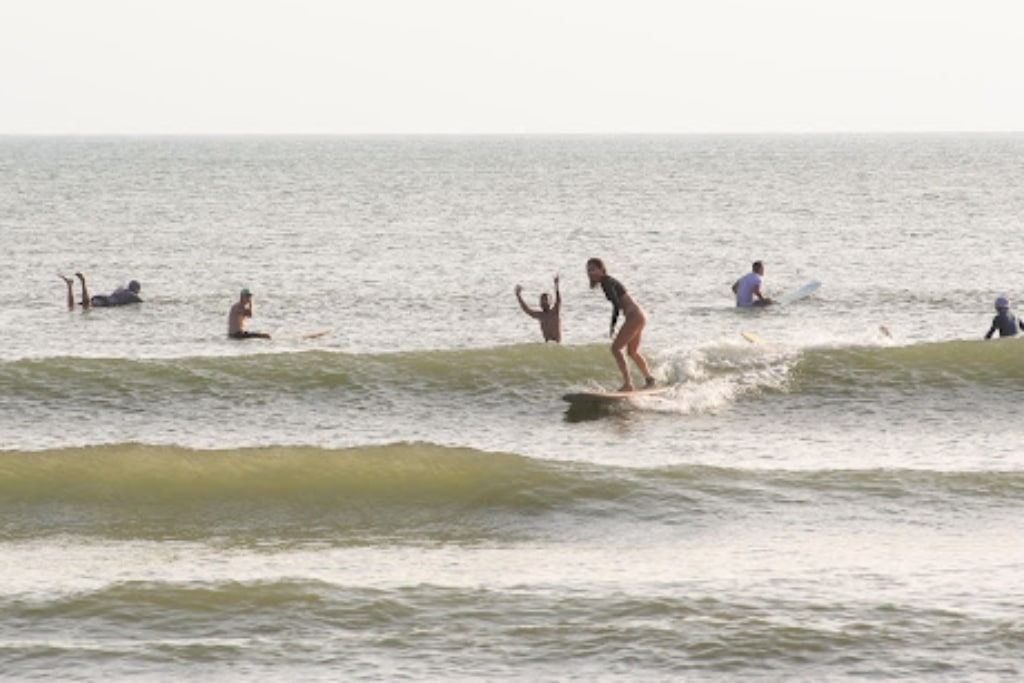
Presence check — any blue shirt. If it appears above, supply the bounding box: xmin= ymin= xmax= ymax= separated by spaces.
xmin=734 ymin=272 xmax=763 ymax=307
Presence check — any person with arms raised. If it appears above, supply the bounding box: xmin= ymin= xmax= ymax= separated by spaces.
xmin=515 ymin=274 xmax=562 ymax=343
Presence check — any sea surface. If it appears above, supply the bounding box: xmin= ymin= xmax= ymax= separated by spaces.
xmin=2 ymin=134 xmax=1024 ymax=681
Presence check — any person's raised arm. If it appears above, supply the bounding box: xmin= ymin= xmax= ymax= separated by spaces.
xmin=552 ymin=275 xmax=561 ymax=313
xmin=515 ymin=285 xmax=539 ymax=318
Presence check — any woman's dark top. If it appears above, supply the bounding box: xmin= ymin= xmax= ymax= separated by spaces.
xmin=600 ymin=274 xmax=627 ymax=328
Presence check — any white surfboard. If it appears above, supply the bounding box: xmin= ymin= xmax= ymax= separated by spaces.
xmin=775 ymin=280 xmax=821 ymax=305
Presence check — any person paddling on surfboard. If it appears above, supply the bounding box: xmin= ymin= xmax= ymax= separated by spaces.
xmin=60 ymin=272 xmax=142 ymax=309
xmin=586 ymin=257 xmax=655 ymax=392
xmin=515 ymin=275 xmax=562 ymax=343
xmin=227 ymin=288 xmax=271 ymax=340
xmin=732 ymin=260 xmax=774 ymax=307
xmin=984 ymin=295 xmax=1024 ymax=339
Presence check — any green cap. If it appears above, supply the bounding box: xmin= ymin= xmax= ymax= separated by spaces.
xmin=240 ymin=288 xmax=252 ymax=297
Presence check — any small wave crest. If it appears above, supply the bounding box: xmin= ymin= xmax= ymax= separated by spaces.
xmin=645 ymin=339 xmax=799 ymax=414
xmin=3 ymin=443 xmax=1021 ymax=541
xmin=793 ymin=337 xmax=1024 ymax=393
xmin=646 ymin=335 xmax=1024 ymax=414
xmin=2 ymin=338 xmax=1018 ymax=429
xmin=0 ymin=442 xmax=566 ymax=506
xmin=0 ymin=344 xmax=616 ymax=402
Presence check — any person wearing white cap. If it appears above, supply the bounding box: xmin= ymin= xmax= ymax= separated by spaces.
xmin=227 ymin=288 xmax=271 ymax=340
xmin=984 ymin=295 xmax=1024 ymax=339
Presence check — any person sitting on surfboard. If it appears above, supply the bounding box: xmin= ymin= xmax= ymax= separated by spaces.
xmin=586 ymin=257 xmax=655 ymax=392
xmin=732 ymin=260 xmax=774 ymax=307
xmin=515 ymin=275 xmax=562 ymax=343
xmin=984 ymin=295 xmax=1024 ymax=339
xmin=227 ymin=288 xmax=271 ymax=340
xmin=60 ymin=272 xmax=142 ymax=309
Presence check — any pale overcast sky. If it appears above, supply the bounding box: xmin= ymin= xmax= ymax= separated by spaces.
xmin=1 ymin=0 xmax=1022 ymax=134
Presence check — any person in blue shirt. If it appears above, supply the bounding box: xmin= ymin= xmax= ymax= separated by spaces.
xmin=985 ymin=295 xmax=1024 ymax=339
xmin=60 ymin=272 xmax=142 ymax=309
xmin=732 ymin=260 xmax=774 ymax=307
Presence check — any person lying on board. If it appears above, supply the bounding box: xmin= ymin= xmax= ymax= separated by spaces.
xmin=227 ymin=288 xmax=271 ymax=340
xmin=985 ymin=295 xmax=1024 ymax=339
xmin=60 ymin=272 xmax=142 ymax=309
xmin=732 ymin=260 xmax=774 ymax=307
xmin=515 ymin=274 xmax=562 ymax=343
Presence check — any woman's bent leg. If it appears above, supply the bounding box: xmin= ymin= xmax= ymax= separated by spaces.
xmin=612 ymin=315 xmax=645 ymax=391
xmin=626 ymin=330 xmax=653 ymax=381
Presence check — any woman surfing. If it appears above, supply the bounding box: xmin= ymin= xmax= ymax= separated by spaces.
xmin=586 ymin=257 xmax=655 ymax=392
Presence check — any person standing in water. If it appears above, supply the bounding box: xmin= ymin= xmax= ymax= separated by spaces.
xmin=586 ymin=257 xmax=655 ymax=392
xmin=515 ymin=274 xmax=562 ymax=343
xmin=732 ymin=260 xmax=774 ymax=307
xmin=985 ymin=295 xmax=1024 ymax=339
xmin=227 ymin=288 xmax=271 ymax=340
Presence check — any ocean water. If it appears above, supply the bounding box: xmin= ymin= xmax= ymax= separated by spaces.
xmin=2 ymin=134 xmax=1024 ymax=681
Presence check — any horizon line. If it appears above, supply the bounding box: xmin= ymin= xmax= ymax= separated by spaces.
xmin=2 ymin=129 xmax=1023 ymax=138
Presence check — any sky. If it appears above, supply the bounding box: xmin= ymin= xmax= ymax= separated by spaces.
xmin=1 ymin=0 xmax=1022 ymax=135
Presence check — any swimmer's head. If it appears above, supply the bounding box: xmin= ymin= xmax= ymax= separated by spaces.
xmin=995 ymin=295 xmax=1009 ymax=311
xmin=128 ymin=280 xmax=141 ymax=293
xmin=586 ymin=257 xmax=607 ymax=287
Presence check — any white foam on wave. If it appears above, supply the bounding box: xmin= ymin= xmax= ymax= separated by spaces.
xmin=638 ymin=338 xmax=803 ymax=415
